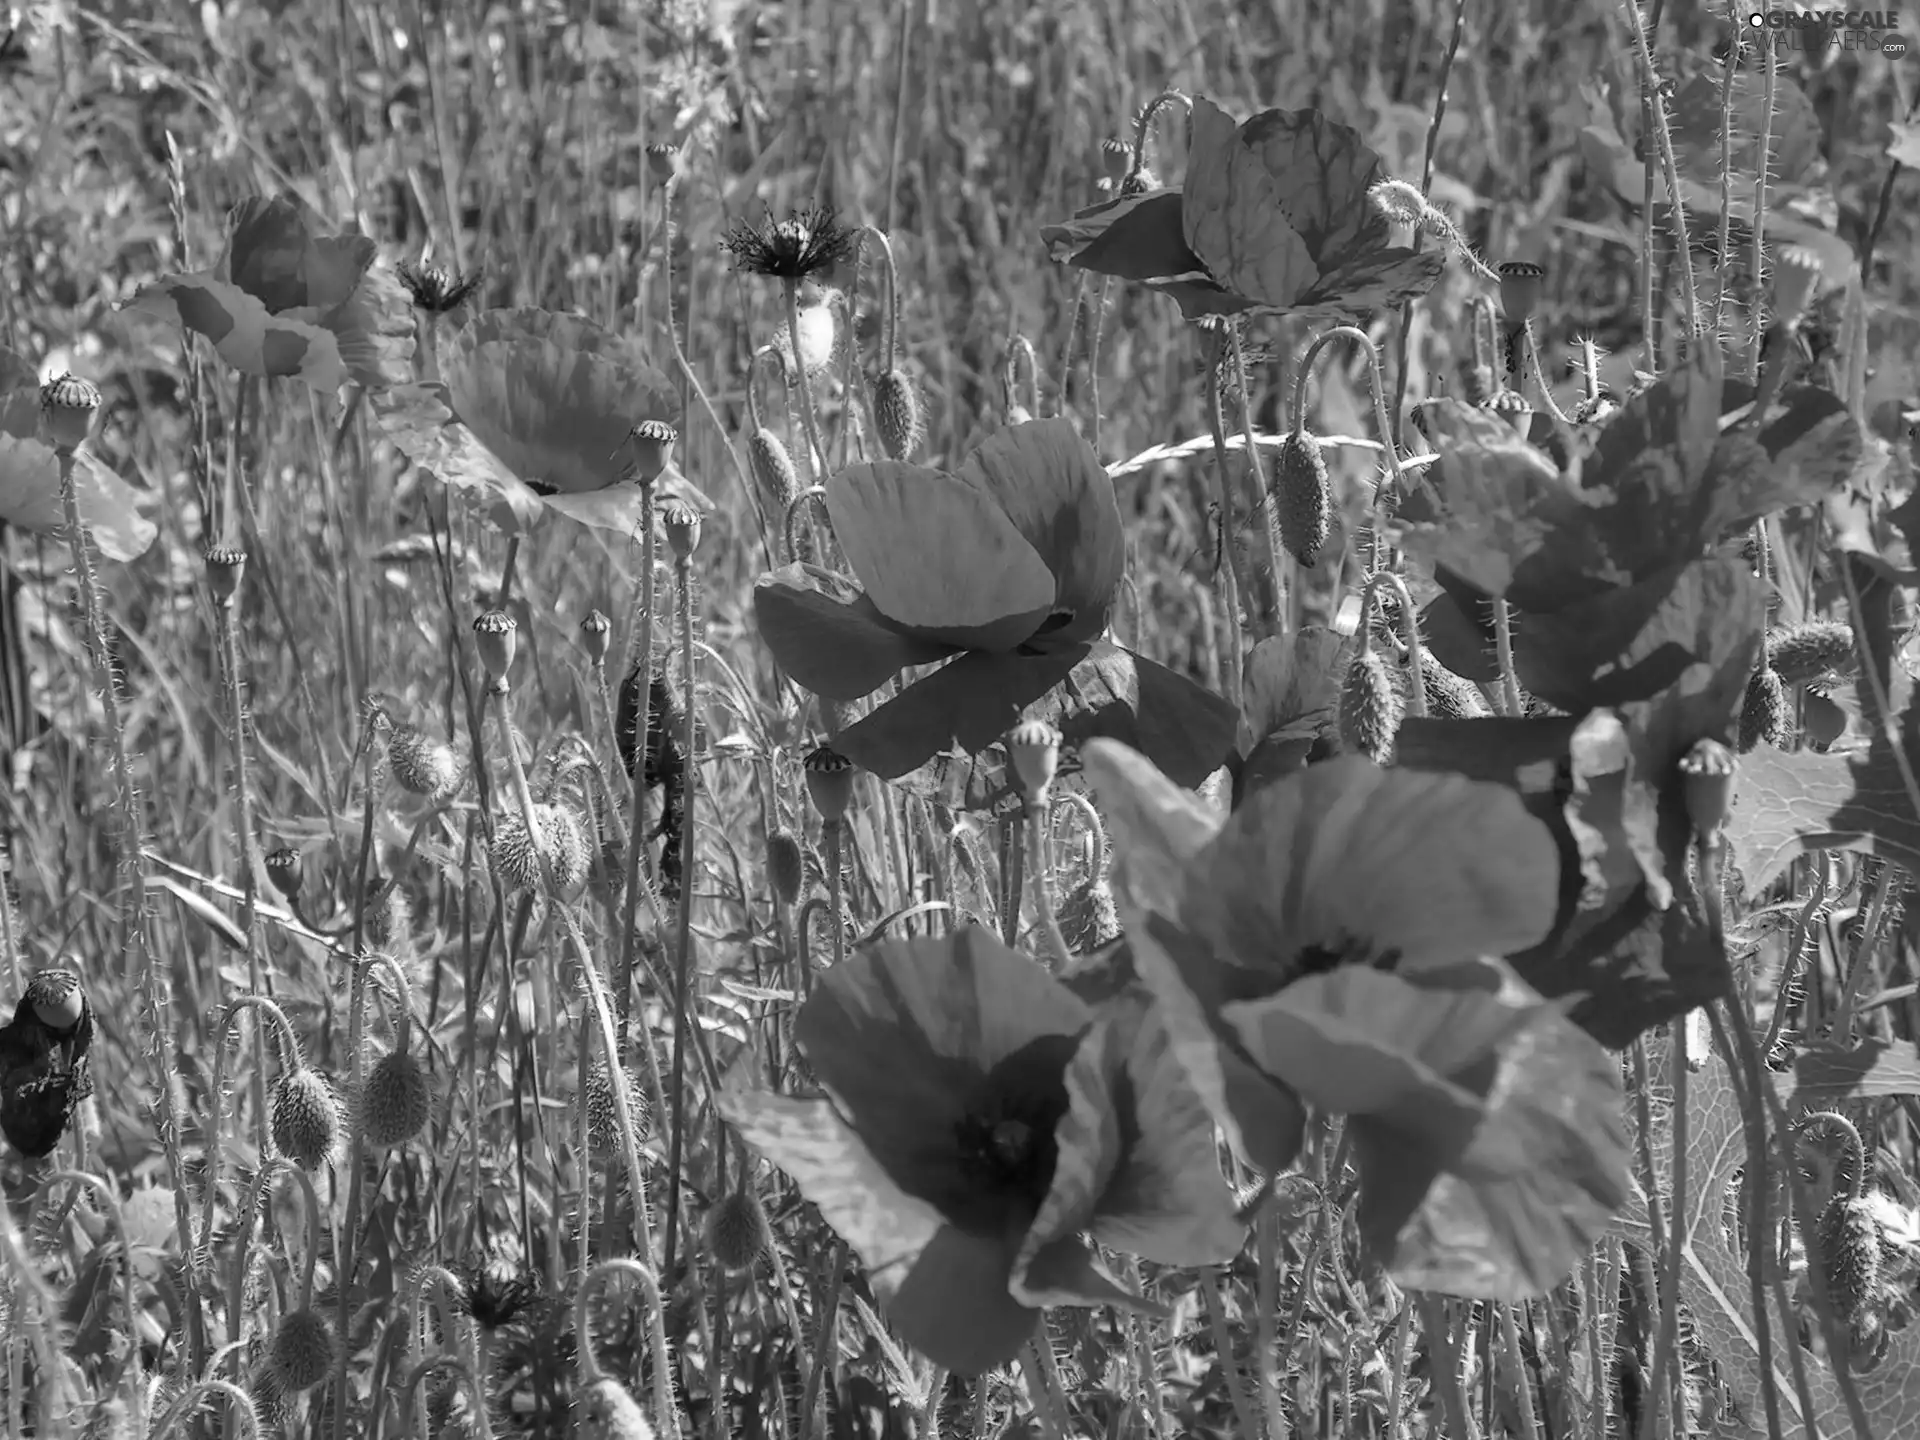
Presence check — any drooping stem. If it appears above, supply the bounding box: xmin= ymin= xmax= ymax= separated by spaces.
xmin=575 ymin=1258 xmax=679 ymax=1440
xmin=1229 ymin=324 xmax=1287 ymax=630
xmin=1294 ymin=324 xmax=1408 ymax=580
xmin=857 ymin=225 xmax=902 ymax=373
xmin=1362 ymin=570 xmax=1428 ymax=718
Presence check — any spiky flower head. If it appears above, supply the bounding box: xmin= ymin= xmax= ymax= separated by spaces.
xmin=1739 ymin=668 xmax=1791 ymax=753
xmin=1273 ymin=430 xmax=1332 ymax=568
xmin=395 ymin=260 xmax=483 ymax=315
xmin=458 ymin=1254 xmax=542 ymax=1330
xmin=1767 ymin=621 xmax=1855 ymax=687
xmin=580 ymin=609 xmax=613 ymax=665
xmin=265 ymin=847 xmax=302 ymax=900
xmin=720 ymin=204 xmax=856 ymax=283
xmin=581 ymin=1062 xmax=651 ymax=1147
xmin=803 ymin=745 xmax=855 ymax=822
xmin=706 ymin=1187 xmax=773 ymax=1272
xmin=269 ymin=1308 xmax=338 ymax=1392
xmin=766 ymin=829 xmax=805 ymax=907
xmin=870 ymin=369 xmax=924 ymax=460
xmin=1676 ymin=738 xmax=1736 ymax=838
xmin=1339 ymin=650 xmax=1402 ymax=765
xmin=1006 ymin=720 xmax=1062 ymax=805
xmin=659 ymin=497 xmax=702 ymax=561
xmin=1497 ymin=261 xmax=1546 ymax=324
xmin=204 ymin=545 xmax=247 ymax=607
xmin=619 ymin=418 xmax=677 ymax=486
xmin=748 ymin=429 xmax=802 ymax=520
xmin=270 ymin=1066 xmax=342 ymax=1171
xmin=360 ymin=1048 xmax=432 ymax=1148
xmin=472 ymin=610 xmax=517 ymax=691
xmin=38 ymin=373 xmax=101 ymax=451
xmin=387 ymin=724 xmax=462 ymax=802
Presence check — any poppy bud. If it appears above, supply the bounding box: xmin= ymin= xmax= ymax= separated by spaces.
xmin=1098 ymin=137 xmax=1132 ymax=182
xmin=706 ymin=1188 xmax=773 ymax=1272
xmin=1819 ymin=1195 xmax=1883 ymax=1334
xmin=659 ymin=497 xmax=702 ymax=562
xmin=645 ymin=143 xmax=681 ymax=187
xmin=271 ymin=1066 xmax=342 ymax=1171
xmin=1773 ymin=245 xmax=1824 ymax=327
xmin=582 ymin=1062 xmax=651 ymax=1146
xmin=766 ymin=828 xmax=804 ymax=906
xmin=1767 ymin=621 xmax=1854 ymax=687
xmin=1482 ymin=389 xmax=1534 ymax=437
xmin=38 ymin=373 xmax=101 ymax=452
xmin=1368 ymin=179 xmax=1427 ymax=228
xmin=871 ymin=369 xmax=924 ymax=460
xmin=1272 ymin=430 xmax=1332 ymax=569
xmin=621 ymin=419 xmax=678 ymax=486
xmin=205 ymin=545 xmax=247 ymax=608
xmin=388 ymin=724 xmax=461 ymax=801
xmin=580 ymin=609 xmax=613 ymax=665
xmin=1676 ymin=737 xmax=1736 ymax=837
xmin=473 ymin=610 xmax=518 ymax=691
xmin=265 ymin=847 xmax=303 ymax=900
xmin=1058 ymin=874 xmax=1122 ymax=954
xmin=1419 ymin=660 xmax=1493 ymax=720
xmin=1006 ymin=720 xmax=1061 ymax=803
xmin=1497 ymin=262 xmax=1546 ymax=325
xmin=578 ymin=1376 xmax=655 ymax=1440
xmin=1339 ymin=650 xmax=1402 ymax=765
xmin=1738 ymin=668 xmax=1791 ymax=753
xmin=748 ymin=429 xmax=801 ymax=517
xmin=1802 ymin=688 xmax=1847 ymax=750
xmin=804 ymin=745 xmax=855 ymax=823
xmin=361 ymin=1048 xmax=432 ymax=1148
xmin=269 ymin=1308 xmax=338 ymax=1392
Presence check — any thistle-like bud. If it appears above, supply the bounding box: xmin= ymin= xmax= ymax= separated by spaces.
xmin=1419 ymin=659 xmax=1494 ymax=719
xmin=270 ymin=1067 xmax=342 ymax=1171
xmin=1339 ymin=650 xmax=1402 ymax=765
xmin=1007 ymin=720 xmax=1062 ymax=805
xmin=38 ymin=373 xmax=101 ymax=452
xmin=1369 ymin=179 xmax=1427 ymax=228
xmin=1272 ymin=430 xmax=1332 ymax=568
xmin=658 ymin=497 xmax=702 ymax=562
xmin=265 ymin=847 xmax=303 ymax=901
xmin=387 ymin=724 xmax=462 ymax=802
xmin=748 ymin=429 xmax=802 ymax=518
xmin=622 ymin=419 xmax=678 ymax=486
xmin=1117 ymin=165 xmax=1158 ymax=197
xmin=871 ymin=369 xmax=924 ymax=460
xmin=1773 ymin=245 xmax=1824 ymax=328
xmin=269 ymin=1308 xmax=338 ymax=1392
xmin=804 ymin=745 xmax=855 ymax=823
xmin=706 ymin=1188 xmax=773 ymax=1272
xmin=766 ymin=829 xmax=805 ymax=906
xmin=491 ymin=803 xmax=588 ymax=892
xmin=205 ymin=545 xmax=247 ymax=608
xmin=580 ymin=609 xmax=613 ymax=665
xmin=360 ymin=1048 xmax=432 ymax=1147
xmin=1098 ymin=138 xmax=1132 ymax=182
xmin=1497 ymin=261 xmax=1546 ymax=324
xmin=473 ymin=610 xmax=517 ymax=691
xmin=1676 ymin=737 xmax=1736 ymax=837
xmin=1767 ymin=621 xmax=1855 ymax=687
xmin=1482 ymin=388 xmax=1534 ymax=437
xmin=1738 ymin=668 xmax=1791 ymax=753
xmin=361 ymin=877 xmax=412 ymax=952
xmin=582 ymin=1063 xmax=651 ymax=1146
xmin=1803 ymin=688 xmax=1847 ymax=751
xmin=1818 ymin=1195 xmax=1884 ymax=1333
xmin=577 ymin=1376 xmax=656 ymax=1440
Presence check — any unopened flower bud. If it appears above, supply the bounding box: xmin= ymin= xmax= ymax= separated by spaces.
xmin=1497 ymin=261 xmax=1546 ymax=324
xmin=645 ymin=143 xmax=681 ymax=187
xmin=1007 ymin=720 xmax=1061 ymax=804
xmin=1273 ymin=431 xmax=1332 ymax=568
xmin=205 ymin=545 xmax=247 ymax=608
xmin=659 ymin=498 xmax=702 ymax=561
xmin=803 ymin=745 xmax=855 ymax=823
xmin=39 ymin=373 xmax=101 ymax=452
xmin=1677 ymin=737 xmax=1736 ymax=838
xmin=580 ymin=609 xmax=613 ymax=664
xmin=870 ymin=369 xmax=924 ymax=460
xmin=1369 ymin=180 xmax=1427 ymax=228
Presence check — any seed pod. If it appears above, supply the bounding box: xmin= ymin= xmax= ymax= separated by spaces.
xmin=804 ymin=746 xmax=855 ymax=822
xmin=38 ymin=373 xmax=101 ymax=451
xmin=1339 ymin=650 xmax=1402 ymax=765
xmin=870 ymin=369 xmax=924 ymax=460
xmin=1803 ymin=688 xmax=1847 ymax=750
xmin=1767 ymin=621 xmax=1855 ymax=686
xmin=580 ymin=609 xmax=614 ymax=664
xmin=1676 ymin=738 xmax=1736 ymax=837
xmin=546 ymin=804 xmax=591 ymax=892
xmin=747 ymin=428 xmax=802 ymax=517
xmin=1482 ymin=388 xmax=1534 ymax=437
xmin=265 ymin=847 xmax=303 ymax=900
xmin=706 ymin=1188 xmax=773 ymax=1272
xmin=659 ymin=497 xmax=702 ymax=561
xmin=271 ymin=1067 xmax=341 ymax=1171
xmin=269 ymin=1308 xmax=338 ymax=1392
xmin=1497 ymin=261 xmax=1546 ymax=325
xmin=360 ymin=1049 xmax=432 ymax=1147
xmin=388 ymin=724 xmax=462 ymax=802
xmin=1006 ymin=720 xmax=1061 ymax=804
xmin=767 ymin=829 xmax=804 ymax=906
xmin=1738 ymin=668 xmax=1791 ymax=753
xmin=577 ymin=1376 xmax=656 ymax=1440
xmin=1272 ymin=431 xmax=1332 ymax=569
xmin=1057 ymin=874 xmax=1122 ymax=954
xmin=205 ymin=545 xmax=247 ymax=608
xmin=472 ymin=610 xmax=517 ymax=690
xmin=622 ymin=419 xmax=678 ymax=485
xmin=1419 ymin=660 xmax=1493 ymax=719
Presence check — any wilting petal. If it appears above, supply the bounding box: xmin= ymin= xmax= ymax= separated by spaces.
xmin=826 ymin=459 xmax=1056 ymax=650
xmin=1293 ymin=247 xmax=1448 ymax=318
xmin=0 ymin=435 xmax=157 ymax=562
xmin=1182 ymin=98 xmax=1321 ymax=309
xmin=754 ymin=565 xmax=960 ymax=703
xmin=1234 ymin=106 xmax=1395 ymax=272
xmin=225 ymin=193 xmax=376 ymax=312
xmin=1082 ymin=737 xmax=1225 ymax=917
xmin=122 ymin=274 xmax=351 ymax=392
xmin=370 ymin=383 xmax=544 ymax=533
xmin=794 ymin=929 xmax=1092 ymax=1220
xmin=950 ymin=420 xmax=1124 ymax=640
xmin=1040 ymin=190 xmax=1212 ymax=285
xmin=320 ymin=258 xmax=416 ymax=390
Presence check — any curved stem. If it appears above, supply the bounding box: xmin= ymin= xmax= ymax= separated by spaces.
xmin=1024 ymin=801 xmax=1073 ymax=967
xmin=1362 ymin=570 xmax=1427 ymax=718
xmin=1293 ymin=324 xmax=1408 ymax=571
xmin=398 ymin=1355 xmax=491 ymax=1440
xmin=1229 ymin=324 xmax=1287 ymax=626
xmin=784 ymin=487 xmax=831 ymax=570
xmin=857 ymin=225 xmax=901 ymax=372
xmin=150 ymin=1380 xmax=261 ymax=1440
xmin=1203 ymin=364 xmax=1251 ymax=712
xmin=198 ymin=994 xmax=301 ymax=1269
xmin=576 ymin=1257 xmax=678 ymax=1440
xmin=1126 ymin=90 xmax=1192 ymax=185
xmin=615 ymin=480 xmax=660 ymax=1046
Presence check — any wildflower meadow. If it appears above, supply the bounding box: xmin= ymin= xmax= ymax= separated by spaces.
xmin=3 ymin=0 xmax=1920 ymax=1436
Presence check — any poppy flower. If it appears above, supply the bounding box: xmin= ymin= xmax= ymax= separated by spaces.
xmin=123 ymin=192 xmax=414 ymax=393
xmin=370 ymin=308 xmax=707 ymax=538
xmin=0 ymin=968 xmax=94 ymax=1159
xmin=1041 ymin=99 xmax=1445 ymax=322
xmin=0 ymin=349 xmax=154 ymax=561
xmin=1082 ymin=739 xmax=1629 ymax=1300
xmin=720 ymin=928 xmax=1244 ymax=1375
xmin=753 ymin=418 xmax=1237 ymax=806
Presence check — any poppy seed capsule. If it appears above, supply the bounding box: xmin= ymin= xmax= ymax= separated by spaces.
xmin=767 ymin=829 xmax=804 ymax=906
xmin=623 ymin=419 xmax=678 ymax=486
xmin=265 ymin=847 xmax=302 ymax=900
xmin=1007 ymin=720 xmax=1062 ymax=802
xmin=361 ymin=1048 xmax=432 ymax=1147
xmin=1768 ymin=621 xmax=1855 ymax=686
xmin=577 ymin=1376 xmax=655 ymax=1440
xmin=269 ymin=1308 xmax=338 ymax=1392
xmin=659 ymin=497 xmax=702 ymax=561
xmin=271 ymin=1068 xmax=341 ymax=1170
xmin=871 ymin=369 xmax=924 ymax=460
xmin=1497 ymin=261 xmax=1546 ymax=324
xmin=1339 ymin=650 xmax=1401 ymax=765
xmin=747 ymin=429 xmax=801 ymax=515
xmin=706 ymin=1187 xmax=772 ymax=1271
xmin=1482 ymin=388 xmax=1534 ymax=437
xmin=580 ymin=609 xmax=613 ymax=664
xmin=204 ymin=545 xmax=247 ymax=607
xmin=1676 ymin=737 xmax=1736 ymax=836
xmin=1739 ymin=668 xmax=1791 ymax=753
xmin=1773 ymin=245 xmax=1824 ymax=327
xmin=472 ymin=610 xmax=517 ymax=689
xmin=1803 ymin=689 xmax=1847 ymax=750
xmin=1098 ymin=137 xmax=1132 ymax=182
xmin=804 ymin=746 xmax=855 ymax=822
xmin=1273 ymin=430 xmax=1332 ymax=568
xmin=38 ymin=373 xmax=101 ymax=451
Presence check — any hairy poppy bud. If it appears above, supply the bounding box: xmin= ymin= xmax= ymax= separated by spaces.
xmin=1369 ymin=180 xmax=1427 ymax=228
xmin=38 ymin=373 xmax=100 ymax=452
xmin=1677 ymin=737 xmax=1736 ymax=837
xmin=659 ymin=497 xmax=702 ymax=561
xmin=388 ymin=724 xmax=461 ymax=802
xmin=706 ymin=1188 xmax=772 ymax=1272
xmin=1058 ymin=874 xmax=1122 ymax=954
xmin=1482 ymin=388 xmax=1533 ymax=437
xmin=472 ymin=610 xmax=517 ymax=691
xmin=1819 ymin=1195 xmax=1883 ymax=1346
xmin=1273 ymin=430 xmax=1332 ymax=568
xmin=205 ymin=545 xmax=247 ymax=608
xmin=766 ymin=829 xmax=804 ymax=906
xmin=582 ymin=1063 xmax=651 ymax=1146
xmin=804 ymin=745 xmax=855 ymax=823
xmin=361 ymin=877 xmax=412 ymax=952
xmin=269 ymin=1308 xmax=338 ymax=1392
xmin=1007 ymin=720 xmax=1061 ymax=803
xmin=1339 ymin=650 xmax=1402 ymax=765
xmin=578 ymin=1377 xmax=655 ymax=1440
xmin=1497 ymin=261 xmax=1546 ymax=325
xmin=1739 ymin=668 xmax=1791 ymax=753
xmin=580 ymin=609 xmax=613 ymax=664
xmin=1773 ymin=245 xmax=1824 ymax=328
xmin=271 ymin=1067 xmax=341 ymax=1171
xmin=1767 ymin=621 xmax=1855 ymax=687
xmin=621 ymin=419 xmax=678 ymax=486
xmin=361 ymin=1048 xmax=432 ymax=1147
xmin=748 ymin=429 xmax=801 ymax=517
xmin=265 ymin=847 xmax=303 ymax=901
xmin=871 ymin=369 xmax=924 ymax=460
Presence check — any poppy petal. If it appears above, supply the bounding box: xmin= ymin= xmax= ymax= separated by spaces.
xmin=886 ymin=1223 xmax=1044 ymax=1374
xmin=1181 ymin=757 xmax=1560 ymax=982
xmin=319 ymin=259 xmax=416 ymax=391
xmin=225 ymin=193 xmax=375 ymax=312
xmin=950 ymin=419 xmax=1124 ymax=638
xmin=1012 ymin=1233 xmax=1159 ymax=1315
xmin=1040 ymin=190 xmax=1212 ymax=285
xmin=1081 ymin=737 xmax=1225 ymax=916
xmin=1295 ymin=247 xmax=1449 ymax=317
xmin=1182 ymin=98 xmax=1321 ymax=309
xmin=826 ymin=459 xmax=1057 ymax=648
xmin=370 ymin=383 xmax=545 ymax=532
xmin=795 ymin=929 xmax=1092 ymax=1220
xmin=1235 ymin=107 xmax=1394 ymax=268
xmin=0 ymin=436 xmax=157 ymax=562
xmin=1239 ymin=627 xmax=1350 ymax=758
xmin=754 ymin=565 xmax=961 ymax=702
xmin=122 ymin=275 xmax=350 ymax=392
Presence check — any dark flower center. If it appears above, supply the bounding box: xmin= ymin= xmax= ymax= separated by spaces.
xmin=1292 ymin=931 xmax=1402 ymax=979
xmin=947 ymin=1032 xmax=1080 ymax=1218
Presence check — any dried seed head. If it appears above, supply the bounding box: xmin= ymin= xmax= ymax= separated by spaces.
xmin=766 ymin=829 xmax=805 ymax=907
xmin=1339 ymin=650 xmax=1402 ymax=765
xmin=1098 ymin=137 xmax=1132 ymax=182
xmin=720 ymin=204 xmax=857 ymax=284
xmin=1773 ymin=245 xmax=1825 ymax=327
xmin=472 ymin=610 xmax=517 ymax=690
xmin=360 ymin=1048 xmax=432 ymax=1148
xmin=1058 ymin=875 xmax=1123 ymax=954
xmin=804 ymin=745 xmax=855 ymax=823
xmin=1272 ymin=430 xmax=1332 ymax=568
xmin=269 ymin=1308 xmax=338 ymax=1392
xmin=1497 ymin=261 xmax=1546 ymax=324
xmin=580 ymin=609 xmax=614 ymax=665
xmin=38 ymin=373 xmax=101 ymax=451
xmin=1803 ymin=688 xmax=1847 ymax=750
xmin=871 ymin=369 xmax=924 ymax=460
xmin=1006 ymin=720 xmax=1062 ymax=803
xmin=25 ymin=968 xmax=87 ymax=1032
xmin=271 ymin=1067 xmax=342 ymax=1171
xmin=706 ymin=1188 xmax=773 ymax=1272
xmin=1482 ymin=388 xmax=1534 ymax=437
xmin=621 ymin=419 xmax=678 ymax=486
xmin=659 ymin=497 xmax=702 ymax=561
xmin=396 ymin=260 xmax=483 ymax=314
xmin=204 ymin=545 xmax=247 ymax=607
xmin=265 ymin=847 xmax=303 ymax=900
xmin=582 ymin=1063 xmax=651 ymax=1147
xmin=1368 ymin=179 xmax=1428 ymax=228
xmin=1676 ymin=738 xmax=1736 ymax=837
xmin=747 ymin=429 xmax=802 ymax=517
xmin=577 ymin=1376 xmax=656 ymax=1440
xmin=1767 ymin=621 xmax=1855 ymax=686
xmin=1738 ymin=668 xmax=1791 ymax=753
xmin=387 ymin=724 xmax=462 ymax=802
